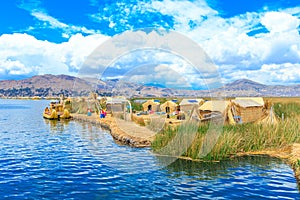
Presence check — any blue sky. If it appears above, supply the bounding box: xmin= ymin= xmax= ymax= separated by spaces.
xmin=0 ymin=0 xmax=300 ymax=88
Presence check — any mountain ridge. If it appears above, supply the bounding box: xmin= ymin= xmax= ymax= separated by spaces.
xmin=0 ymin=74 xmax=299 ymax=97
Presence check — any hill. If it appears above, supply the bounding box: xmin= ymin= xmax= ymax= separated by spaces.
xmin=219 ymin=79 xmax=300 ymax=97
xmin=0 ymin=75 xmax=299 ymax=98
xmin=0 ymin=74 xmax=93 ymax=97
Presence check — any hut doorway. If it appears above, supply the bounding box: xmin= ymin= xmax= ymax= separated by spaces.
xmin=165 ymin=106 xmax=170 ymax=113
xmin=148 ymin=105 xmax=152 ymax=111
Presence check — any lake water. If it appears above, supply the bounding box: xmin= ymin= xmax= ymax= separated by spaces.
xmin=0 ymin=99 xmax=299 ymax=199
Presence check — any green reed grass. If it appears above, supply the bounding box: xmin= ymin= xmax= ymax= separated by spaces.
xmin=152 ymin=102 xmax=300 ymax=161
xmin=274 ymin=102 xmax=300 ymax=118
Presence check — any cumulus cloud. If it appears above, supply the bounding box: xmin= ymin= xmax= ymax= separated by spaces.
xmin=124 ymin=64 xmax=193 ymax=89
xmin=261 ymin=11 xmax=300 ymax=33
xmin=0 ymin=59 xmax=38 ymax=76
xmin=147 ymin=0 xmax=300 ymax=85
xmin=226 ymin=63 xmax=300 ymax=85
xmin=0 ymin=33 xmax=109 ymax=80
xmin=1 ymin=0 xmax=300 ymax=86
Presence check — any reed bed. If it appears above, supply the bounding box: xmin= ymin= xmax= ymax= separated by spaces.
xmin=152 ymin=101 xmax=300 ymax=161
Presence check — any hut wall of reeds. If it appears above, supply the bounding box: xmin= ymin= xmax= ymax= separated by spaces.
xmin=106 ymin=98 xmax=126 ymax=113
xmin=160 ymin=100 xmax=177 ymax=113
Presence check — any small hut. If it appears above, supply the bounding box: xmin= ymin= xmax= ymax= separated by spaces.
xmin=231 ymin=98 xmax=264 ymax=123
xmin=160 ymin=100 xmax=178 ymax=114
xmin=142 ymin=100 xmax=160 ymax=112
xmin=106 ymin=97 xmax=127 ymax=113
xmin=179 ymin=99 xmax=204 ymax=113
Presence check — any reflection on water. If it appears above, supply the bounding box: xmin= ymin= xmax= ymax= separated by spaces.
xmin=44 ymin=119 xmax=71 ymax=133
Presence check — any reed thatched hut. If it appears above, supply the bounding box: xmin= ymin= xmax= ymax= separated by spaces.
xmin=160 ymin=100 xmax=178 ymax=114
xmin=231 ymin=98 xmax=264 ymax=123
xmin=142 ymin=100 xmax=160 ymax=112
xmin=179 ymin=99 xmax=204 ymax=113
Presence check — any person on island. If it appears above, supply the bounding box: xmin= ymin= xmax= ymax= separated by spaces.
xmin=45 ymin=107 xmax=50 ymax=115
xmin=100 ymin=109 xmax=106 ymax=118
xmin=87 ymin=108 xmax=92 ymax=116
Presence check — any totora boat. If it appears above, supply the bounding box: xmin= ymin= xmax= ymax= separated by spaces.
xmin=43 ymin=100 xmax=72 ymax=120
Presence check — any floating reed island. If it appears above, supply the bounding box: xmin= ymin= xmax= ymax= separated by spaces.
xmin=61 ymin=95 xmax=300 ymax=182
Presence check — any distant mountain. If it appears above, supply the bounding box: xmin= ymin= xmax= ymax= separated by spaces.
xmin=0 ymin=75 xmax=299 ymax=98
xmin=219 ymin=79 xmax=300 ymax=97
xmin=0 ymin=74 xmax=94 ymax=97
xmin=224 ymin=79 xmax=266 ymax=90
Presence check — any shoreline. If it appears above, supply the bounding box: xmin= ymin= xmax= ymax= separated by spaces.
xmin=72 ymin=113 xmax=154 ymax=147
xmin=235 ymin=145 xmax=300 ymax=185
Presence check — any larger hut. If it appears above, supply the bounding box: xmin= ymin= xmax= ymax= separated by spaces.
xmin=160 ymin=100 xmax=178 ymax=114
xmin=231 ymin=97 xmax=264 ymax=123
xmin=179 ymin=99 xmax=204 ymax=114
xmin=142 ymin=100 xmax=160 ymax=112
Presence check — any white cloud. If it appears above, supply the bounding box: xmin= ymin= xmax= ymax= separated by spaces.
xmin=147 ymin=0 xmax=300 ymax=85
xmin=126 ymin=64 xmax=193 ymax=89
xmin=151 ymin=0 xmax=217 ymax=31
xmin=0 ymin=33 xmax=109 ymax=79
xmin=223 ymin=63 xmax=300 ymax=85
xmin=261 ymin=11 xmax=300 ymax=33
xmin=31 ymin=11 xmax=101 ymax=38
xmin=0 ymin=59 xmax=38 ymax=75
xmin=32 ymin=11 xmax=68 ymax=29
xmin=3 ymin=0 xmax=300 ymax=86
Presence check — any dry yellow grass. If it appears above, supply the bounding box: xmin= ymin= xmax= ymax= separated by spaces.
xmin=265 ymin=97 xmax=300 ymax=104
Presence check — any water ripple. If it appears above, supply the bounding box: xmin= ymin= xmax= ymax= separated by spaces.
xmin=0 ymin=99 xmax=300 ymax=199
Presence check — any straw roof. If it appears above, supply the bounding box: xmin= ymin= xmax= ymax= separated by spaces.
xmin=233 ymin=99 xmax=263 ymax=108
xmin=235 ymin=97 xmax=264 ymax=106
xmin=106 ymin=97 xmax=127 ymax=104
xmin=199 ymin=100 xmax=230 ymax=113
xmin=179 ymin=99 xmax=204 ymax=106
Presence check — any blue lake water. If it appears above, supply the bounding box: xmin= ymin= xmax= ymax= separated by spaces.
xmin=0 ymin=99 xmax=299 ymax=199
